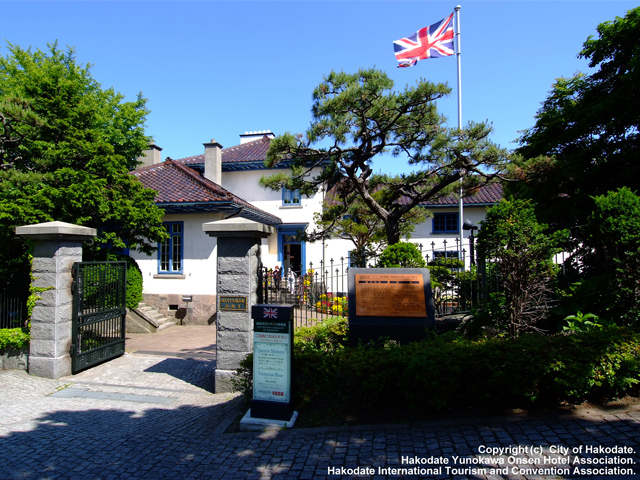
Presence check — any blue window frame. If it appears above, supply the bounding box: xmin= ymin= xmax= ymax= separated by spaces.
xmin=432 ymin=212 xmax=459 ymax=233
xmin=158 ymin=222 xmax=183 ymax=273
xmin=282 ymin=187 xmax=301 ymax=206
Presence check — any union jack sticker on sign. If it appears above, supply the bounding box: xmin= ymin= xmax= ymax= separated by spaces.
xmin=393 ymin=13 xmax=454 ymax=68
xmin=263 ymin=308 xmax=279 ymax=319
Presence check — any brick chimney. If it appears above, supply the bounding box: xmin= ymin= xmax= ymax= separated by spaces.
xmin=136 ymin=143 xmax=163 ymax=168
xmin=203 ymin=139 xmax=223 ymax=185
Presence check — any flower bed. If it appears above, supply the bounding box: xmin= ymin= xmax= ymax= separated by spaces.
xmin=315 ymin=293 xmax=348 ymax=317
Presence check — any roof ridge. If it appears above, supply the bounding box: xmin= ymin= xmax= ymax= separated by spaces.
xmin=223 ymin=135 xmax=270 ymax=152
xmin=174 ymin=135 xmax=272 ymax=163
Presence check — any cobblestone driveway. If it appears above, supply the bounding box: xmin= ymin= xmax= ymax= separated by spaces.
xmin=1 ymin=352 xmax=639 ymax=480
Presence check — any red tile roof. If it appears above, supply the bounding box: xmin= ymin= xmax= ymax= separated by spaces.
xmin=175 ymin=135 xmax=271 ymax=166
xmin=421 ymin=183 xmax=503 ymax=206
xmin=325 ymin=181 xmax=502 ymax=207
xmin=131 ymin=160 xmax=281 ymax=224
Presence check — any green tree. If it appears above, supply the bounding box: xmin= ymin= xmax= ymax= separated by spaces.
xmin=261 ymin=68 xmax=510 ymax=245
xmin=377 ymin=242 xmax=426 ymax=268
xmin=0 ymin=42 xmax=166 ymax=292
xmin=571 ymin=187 xmax=640 ymax=324
xmin=512 ymin=7 xmax=640 ymax=230
xmin=314 ymin=178 xmax=428 ymax=267
xmin=477 ymin=200 xmax=567 ymax=337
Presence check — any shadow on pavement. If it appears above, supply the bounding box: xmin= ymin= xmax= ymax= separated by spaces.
xmin=1 ymin=397 xmax=638 ymax=480
xmin=144 ymin=357 xmax=217 ymax=393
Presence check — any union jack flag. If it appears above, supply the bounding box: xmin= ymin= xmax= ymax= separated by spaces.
xmin=263 ymin=308 xmax=278 ymax=319
xmin=393 ymin=13 xmax=455 ymax=68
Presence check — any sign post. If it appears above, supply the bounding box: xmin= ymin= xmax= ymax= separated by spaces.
xmin=240 ymin=304 xmax=297 ymax=430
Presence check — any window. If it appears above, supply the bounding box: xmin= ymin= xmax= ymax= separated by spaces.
xmin=282 ymin=187 xmax=301 ymax=206
xmin=159 ymin=222 xmax=183 ymax=273
xmin=432 ymin=212 xmax=459 ymax=233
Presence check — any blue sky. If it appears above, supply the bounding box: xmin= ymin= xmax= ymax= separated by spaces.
xmin=2 ymin=0 xmax=637 ymax=174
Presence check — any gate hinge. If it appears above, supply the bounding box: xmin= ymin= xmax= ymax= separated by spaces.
xmin=70 ymin=344 xmax=77 ymax=356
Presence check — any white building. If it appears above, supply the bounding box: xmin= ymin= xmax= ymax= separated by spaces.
xmin=129 ymin=131 xmax=502 ymax=324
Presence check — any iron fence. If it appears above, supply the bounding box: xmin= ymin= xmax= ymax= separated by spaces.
xmin=260 ymin=250 xmax=500 ymax=330
xmin=260 ymin=258 xmax=350 ymax=329
xmin=0 ymin=290 xmax=28 ymax=329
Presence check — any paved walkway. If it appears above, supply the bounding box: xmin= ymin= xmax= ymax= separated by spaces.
xmin=1 ymin=326 xmax=639 ymax=480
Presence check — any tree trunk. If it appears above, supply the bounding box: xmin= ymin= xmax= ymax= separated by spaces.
xmin=385 ymin=222 xmax=402 ymax=245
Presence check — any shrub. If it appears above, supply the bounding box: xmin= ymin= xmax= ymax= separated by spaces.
xmin=125 ymin=258 xmax=143 ymax=309
xmin=0 ymin=328 xmax=30 ymax=351
xmin=377 ymin=242 xmax=426 ymax=268
xmin=477 ymin=199 xmax=567 ymax=336
xmin=233 ymin=323 xmax=640 ymax=424
xmin=574 ymin=187 xmax=640 ymax=325
xmin=294 ymin=317 xmax=348 ymax=353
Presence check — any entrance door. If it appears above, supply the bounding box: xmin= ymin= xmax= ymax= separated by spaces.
xmin=283 ymin=240 xmax=302 ymax=275
xmin=277 ymin=225 xmax=306 ymax=276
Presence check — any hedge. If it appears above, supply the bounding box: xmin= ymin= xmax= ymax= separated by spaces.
xmin=233 ymin=321 xmax=640 ymax=423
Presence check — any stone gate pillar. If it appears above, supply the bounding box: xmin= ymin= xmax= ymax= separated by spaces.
xmin=15 ymin=221 xmax=96 ymax=379
xmin=203 ymin=218 xmax=272 ymax=393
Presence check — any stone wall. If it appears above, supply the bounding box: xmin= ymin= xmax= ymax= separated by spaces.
xmin=141 ymin=293 xmax=216 ymax=325
xmin=0 ymin=346 xmax=29 ymax=371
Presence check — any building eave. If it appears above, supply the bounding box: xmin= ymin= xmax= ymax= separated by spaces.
xmin=157 ymin=201 xmax=281 ymax=225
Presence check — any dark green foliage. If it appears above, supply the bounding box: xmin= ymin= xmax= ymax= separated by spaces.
xmin=477 ymin=200 xmax=567 ymax=336
xmin=376 ymin=242 xmax=426 ymax=268
xmin=125 ymin=259 xmax=143 ymax=310
xmin=0 ymin=328 xmax=30 ymax=350
xmin=0 ymin=41 xmax=166 ymax=293
xmin=512 ymin=7 xmax=640 ymax=232
xmin=262 ymin=68 xmax=510 ymax=245
xmin=233 ymin=322 xmax=640 ymax=424
xmin=568 ymin=188 xmax=640 ymax=324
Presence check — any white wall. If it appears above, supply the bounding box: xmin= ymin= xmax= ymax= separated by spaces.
xmin=130 ymin=212 xmax=220 ymax=296
xmin=315 ymin=206 xmax=490 ymax=267
xmin=223 ymin=168 xmax=325 ymax=270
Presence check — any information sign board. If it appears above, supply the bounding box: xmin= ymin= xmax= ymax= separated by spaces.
xmin=253 ymin=321 xmax=290 ymax=403
xmin=355 ymin=273 xmax=426 ymax=317
xmin=250 ymin=304 xmax=294 ymax=421
xmin=348 ymin=268 xmax=436 ymax=345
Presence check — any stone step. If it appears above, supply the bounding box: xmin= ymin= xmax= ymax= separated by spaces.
xmin=128 ymin=303 xmax=177 ymax=333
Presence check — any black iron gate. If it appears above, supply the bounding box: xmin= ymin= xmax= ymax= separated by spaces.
xmin=71 ymin=261 xmax=127 ymax=373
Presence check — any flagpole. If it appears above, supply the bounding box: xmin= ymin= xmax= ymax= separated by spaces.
xmin=455 ymin=5 xmax=465 ymax=265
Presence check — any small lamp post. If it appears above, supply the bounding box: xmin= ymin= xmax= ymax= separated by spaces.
xmin=463 ymin=219 xmax=479 ymax=265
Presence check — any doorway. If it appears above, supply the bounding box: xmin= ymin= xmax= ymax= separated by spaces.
xmin=283 ymin=240 xmax=302 ymax=275
xmin=277 ymin=225 xmax=307 ymax=276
